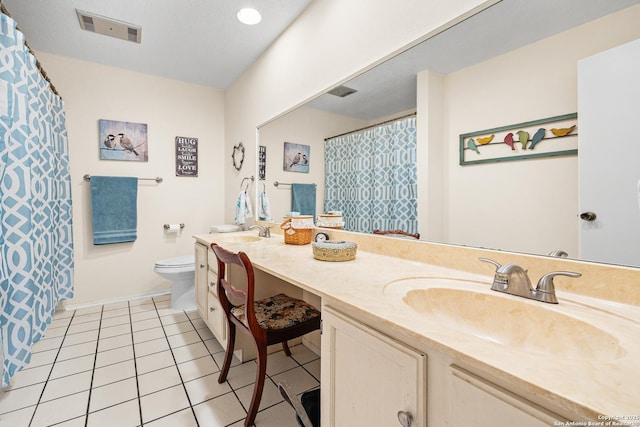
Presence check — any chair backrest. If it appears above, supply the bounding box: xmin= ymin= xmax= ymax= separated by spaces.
xmin=210 ymin=243 xmax=258 ymax=330
xmin=373 ymin=229 xmax=420 ymax=240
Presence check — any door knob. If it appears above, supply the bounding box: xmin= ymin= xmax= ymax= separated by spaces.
xmin=579 ymin=212 xmax=597 ymax=221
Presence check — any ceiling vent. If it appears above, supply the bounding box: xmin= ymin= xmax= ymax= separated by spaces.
xmin=76 ymin=9 xmax=141 ymax=43
xmin=327 ymin=85 xmax=358 ymax=98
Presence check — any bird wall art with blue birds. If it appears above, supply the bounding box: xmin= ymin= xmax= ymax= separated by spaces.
xmin=460 ymin=113 xmax=578 ymax=166
xmin=283 ymin=141 xmax=310 ymax=173
xmin=99 ymin=119 xmax=149 ymax=162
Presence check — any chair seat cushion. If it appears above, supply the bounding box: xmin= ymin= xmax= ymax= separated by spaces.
xmin=231 ymin=293 xmax=320 ymax=330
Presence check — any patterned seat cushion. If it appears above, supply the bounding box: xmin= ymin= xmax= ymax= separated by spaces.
xmin=231 ymin=293 xmax=320 ymax=330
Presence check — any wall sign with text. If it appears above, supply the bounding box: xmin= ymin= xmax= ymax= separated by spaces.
xmin=175 ymin=136 xmax=198 ymax=177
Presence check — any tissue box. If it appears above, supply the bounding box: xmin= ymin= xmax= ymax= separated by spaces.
xmin=312 ymin=240 xmax=357 ymax=262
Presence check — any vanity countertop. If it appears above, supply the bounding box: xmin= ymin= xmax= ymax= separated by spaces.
xmin=194 ymin=231 xmax=640 ymax=422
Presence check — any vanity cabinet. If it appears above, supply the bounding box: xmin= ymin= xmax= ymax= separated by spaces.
xmin=320 ymin=305 xmax=568 ymax=427
xmin=194 ymin=242 xmax=227 ymax=348
xmin=321 ymin=306 xmax=427 ymax=427
xmin=195 ymin=240 xmax=306 ymax=360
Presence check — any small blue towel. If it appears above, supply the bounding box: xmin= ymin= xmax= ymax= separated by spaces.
xmin=90 ymin=176 xmax=138 ymax=245
xmin=291 ymin=183 xmax=316 ymax=220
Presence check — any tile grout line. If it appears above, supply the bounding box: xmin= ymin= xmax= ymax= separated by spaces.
xmin=82 ymin=305 xmax=105 ymax=427
xmin=185 ymin=312 xmax=251 ymax=424
xmin=182 ymin=313 xmax=248 ymax=427
xmin=27 ymin=309 xmax=77 ymax=427
xmin=127 ymin=301 xmax=145 ymax=427
xmin=150 ymin=299 xmax=200 ymax=427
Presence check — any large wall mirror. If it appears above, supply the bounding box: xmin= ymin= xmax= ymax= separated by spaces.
xmin=257 ymin=0 xmax=640 ymax=267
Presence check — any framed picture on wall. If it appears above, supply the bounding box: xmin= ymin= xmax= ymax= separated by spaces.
xmin=99 ymin=119 xmax=148 ymax=162
xmin=459 ymin=113 xmax=578 ymax=166
xmin=283 ymin=142 xmax=310 ymax=173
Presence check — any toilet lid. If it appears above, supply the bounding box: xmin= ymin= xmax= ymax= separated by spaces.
xmin=155 ymin=255 xmax=194 ymax=268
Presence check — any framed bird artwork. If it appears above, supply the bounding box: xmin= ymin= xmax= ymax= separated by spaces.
xmin=283 ymin=142 xmax=310 ymax=173
xmin=459 ymin=113 xmax=578 ymax=166
xmin=98 ymin=119 xmax=148 ymax=162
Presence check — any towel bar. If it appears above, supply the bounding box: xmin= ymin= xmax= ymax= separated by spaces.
xmin=274 ymin=181 xmax=316 ymax=187
xmin=83 ymin=174 xmax=163 ymax=183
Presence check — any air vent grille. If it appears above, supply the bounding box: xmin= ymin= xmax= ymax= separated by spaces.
xmin=328 ymin=85 xmax=358 ymax=98
xmin=76 ymin=9 xmax=141 ymax=44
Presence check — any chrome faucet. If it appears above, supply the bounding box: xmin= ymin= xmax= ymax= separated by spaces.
xmin=479 ymin=258 xmax=581 ymax=304
xmin=249 ymin=224 xmax=271 ymax=238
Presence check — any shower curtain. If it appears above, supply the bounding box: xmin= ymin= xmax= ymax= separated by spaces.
xmin=0 ymin=13 xmax=74 ymax=387
xmin=324 ymin=116 xmax=418 ymax=234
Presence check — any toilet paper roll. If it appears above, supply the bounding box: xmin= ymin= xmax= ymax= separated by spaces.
xmin=166 ymin=224 xmax=181 ymax=233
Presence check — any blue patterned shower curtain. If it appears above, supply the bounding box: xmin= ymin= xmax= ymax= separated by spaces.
xmin=325 ymin=116 xmax=418 ymax=234
xmin=0 ymin=13 xmax=74 ymax=387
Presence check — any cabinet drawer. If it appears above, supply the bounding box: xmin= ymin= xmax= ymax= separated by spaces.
xmin=207 ymin=292 xmax=226 ymax=343
xmin=449 ymin=365 xmax=565 ymax=426
xmin=207 ymin=249 xmax=218 ymax=274
xmin=207 ymin=270 xmax=218 ymax=297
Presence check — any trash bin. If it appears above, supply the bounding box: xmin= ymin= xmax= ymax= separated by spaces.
xmin=278 ymin=381 xmax=320 ymax=427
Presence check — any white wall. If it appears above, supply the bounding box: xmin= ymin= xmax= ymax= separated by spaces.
xmin=224 ymin=0 xmax=498 ymax=224
xmin=258 ymin=107 xmax=365 ymax=221
xmin=443 ymin=5 xmax=640 ymax=257
xmin=37 ymin=53 xmax=226 ymax=307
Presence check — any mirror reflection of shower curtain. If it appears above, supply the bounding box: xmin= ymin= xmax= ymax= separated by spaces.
xmin=324 ymin=116 xmax=418 ymax=234
xmin=0 ymin=12 xmax=74 ymax=387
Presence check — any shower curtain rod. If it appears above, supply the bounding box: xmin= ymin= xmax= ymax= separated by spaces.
xmin=1 ymin=3 xmax=61 ymax=97
xmin=324 ymin=113 xmax=416 ymax=141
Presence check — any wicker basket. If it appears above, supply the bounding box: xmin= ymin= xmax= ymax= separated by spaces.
xmin=280 ymin=217 xmax=313 ymax=245
xmin=312 ymin=240 xmax=358 ymax=262
xmin=317 ymin=214 xmax=344 ymax=230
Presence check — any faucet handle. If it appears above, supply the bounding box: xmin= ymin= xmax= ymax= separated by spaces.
xmin=535 ymin=271 xmax=582 ymax=303
xmin=479 ymin=257 xmax=502 ymax=271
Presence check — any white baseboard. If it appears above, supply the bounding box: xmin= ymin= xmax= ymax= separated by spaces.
xmin=60 ymin=289 xmax=171 ymax=311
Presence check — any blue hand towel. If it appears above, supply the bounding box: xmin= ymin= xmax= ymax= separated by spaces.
xmin=291 ymin=183 xmax=316 ymax=220
xmin=90 ymin=176 xmax=138 ymax=245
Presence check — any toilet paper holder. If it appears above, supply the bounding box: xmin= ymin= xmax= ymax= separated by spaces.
xmin=163 ymin=223 xmax=185 ymax=230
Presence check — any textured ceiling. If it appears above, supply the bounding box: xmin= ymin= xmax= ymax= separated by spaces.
xmin=2 ymin=0 xmax=312 ymax=90
xmin=3 ymin=0 xmax=640 ymax=120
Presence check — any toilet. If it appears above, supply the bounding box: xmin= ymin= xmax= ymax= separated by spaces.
xmin=154 ymin=255 xmax=196 ymax=310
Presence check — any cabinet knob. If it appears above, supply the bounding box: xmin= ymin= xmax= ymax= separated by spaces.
xmin=209 ymin=306 xmax=215 ymax=312
xmin=209 ymin=282 xmax=215 ymax=288
xmin=199 ymin=263 xmax=205 ymax=269
xmin=397 ymin=410 xmax=413 ymax=427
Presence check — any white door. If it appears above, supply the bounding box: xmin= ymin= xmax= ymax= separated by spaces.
xmin=578 ymin=38 xmax=640 ymax=267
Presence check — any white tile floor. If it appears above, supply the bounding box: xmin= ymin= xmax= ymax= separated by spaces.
xmin=0 ymin=294 xmax=320 ymax=426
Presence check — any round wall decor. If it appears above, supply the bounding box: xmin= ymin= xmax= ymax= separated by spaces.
xmin=232 ymin=141 xmax=245 ymax=171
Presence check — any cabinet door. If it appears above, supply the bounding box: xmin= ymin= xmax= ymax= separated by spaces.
xmin=450 ymin=366 xmax=564 ymax=427
xmin=194 ymin=243 xmax=208 ymax=318
xmin=321 ymin=307 xmax=426 ymax=427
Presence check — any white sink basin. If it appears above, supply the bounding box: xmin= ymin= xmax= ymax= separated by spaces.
xmin=219 ymin=235 xmax=262 ymax=243
xmin=403 ymin=287 xmax=625 ymax=362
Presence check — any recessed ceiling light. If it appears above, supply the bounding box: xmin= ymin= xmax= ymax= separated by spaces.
xmin=237 ymin=8 xmax=262 ymax=25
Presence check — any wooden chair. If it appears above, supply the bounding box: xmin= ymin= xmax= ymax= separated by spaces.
xmin=373 ymin=229 xmax=420 ymax=240
xmin=210 ymin=243 xmax=321 ymax=427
